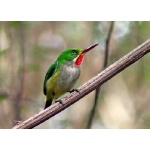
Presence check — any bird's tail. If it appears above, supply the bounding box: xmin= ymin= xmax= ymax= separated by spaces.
xmin=44 ymin=99 xmax=52 ymax=109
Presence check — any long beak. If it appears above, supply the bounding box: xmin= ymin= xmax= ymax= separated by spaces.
xmin=82 ymin=43 xmax=99 ymax=54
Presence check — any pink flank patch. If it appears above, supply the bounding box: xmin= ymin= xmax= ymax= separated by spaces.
xmin=75 ymin=54 xmax=84 ymax=66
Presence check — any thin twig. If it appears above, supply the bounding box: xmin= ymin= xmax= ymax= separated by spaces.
xmin=86 ymin=21 xmax=115 ymax=129
xmin=12 ymin=39 xmax=150 ymax=129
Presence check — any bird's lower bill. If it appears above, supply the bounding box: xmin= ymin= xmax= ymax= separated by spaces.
xmin=74 ymin=54 xmax=84 ymax=66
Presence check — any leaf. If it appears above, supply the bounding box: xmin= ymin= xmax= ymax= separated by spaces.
xmin=10 ymin=21 xmax=29 ymax=27
xmin=0 ymin=92 xmax=8 ymax=102
xmin=10 ymin=21 xmax=21 ymax=27
xmin=0 ymin=49 xmax=7 ymax=56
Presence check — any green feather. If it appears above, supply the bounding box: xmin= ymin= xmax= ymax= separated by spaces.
xmin=43 ymin=61 xmax=58 ymax=95
xmin=43 ymin=48 xmax=82 ymax=95
xmin=57 ymin=48 xmax=82 ymax=62
xmin=43 ymin=44 xmax=98 ymax=109
xmin=43 ymin=48 xmax=82 ymax=109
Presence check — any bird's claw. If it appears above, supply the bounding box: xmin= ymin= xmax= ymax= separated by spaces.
xmin=14 ymin=120 xmax=22 ymax=125
xmin=55 ymin=99 xmax=63 ymax=105
xmin=69 ymin=89 xmax=80 ymax=93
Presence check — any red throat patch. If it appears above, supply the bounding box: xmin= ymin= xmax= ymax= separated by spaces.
xmin=75 ymin=54 xmax=84 ymax=66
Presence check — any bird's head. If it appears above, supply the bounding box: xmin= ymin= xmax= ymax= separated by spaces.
xmin=57 ymin=43 xmax=98 ymax=66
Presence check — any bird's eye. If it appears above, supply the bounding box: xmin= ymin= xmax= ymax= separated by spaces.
xmin=71 ymin=50 xmax=76 ymax=55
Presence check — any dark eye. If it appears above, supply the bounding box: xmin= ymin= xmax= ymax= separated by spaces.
xmin=71 ymin=50 xmax=76 ymax=55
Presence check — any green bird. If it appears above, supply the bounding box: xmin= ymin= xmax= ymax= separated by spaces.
xmin=43 ymin=43 xmax=98 ymax=109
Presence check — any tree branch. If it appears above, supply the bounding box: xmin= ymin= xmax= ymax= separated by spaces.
xmin=86 ymin=21 xmax=115 ymax=129
xmin=13 ymin=39 xmax=150 ymax=129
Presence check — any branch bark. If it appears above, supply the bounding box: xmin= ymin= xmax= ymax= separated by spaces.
xmin=13 ymin=39 xmax=150 ymax=129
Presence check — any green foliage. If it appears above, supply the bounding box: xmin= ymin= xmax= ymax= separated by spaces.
xmin=142 ymin=115 xmax=150 ymax=129
xmin=0 ymin=93 xmax=7 ymax=102
xmin=26 ymin=63 xmax=40 ymax=72
xmin=10 ymin=21 xmax=21 ymax=27
xmin=10 ymin=21 xmax=29 ymax=27
xmin=0 ymin=49 xmax=7 ymax=56
xmin=143 ymin=55 xmax=150 ymax=82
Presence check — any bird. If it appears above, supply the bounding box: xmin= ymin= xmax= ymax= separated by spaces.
xmin=43 ymin=43 xmax=98 ymax=109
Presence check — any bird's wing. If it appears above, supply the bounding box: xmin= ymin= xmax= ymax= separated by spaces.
xmin=43 ymin=61 xmax=58 ymax=95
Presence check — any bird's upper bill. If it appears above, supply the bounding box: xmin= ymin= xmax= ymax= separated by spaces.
xmin=81 ymin=43 xmax=99 ymax=54
xmin=75 ymin=43 xmax=99 ymax=66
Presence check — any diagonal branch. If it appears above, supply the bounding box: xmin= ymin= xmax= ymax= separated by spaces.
xmin=86 ymin=21 xmax=115 ymax=129
xmin=13 ymin=39 xmax=150 ymax=129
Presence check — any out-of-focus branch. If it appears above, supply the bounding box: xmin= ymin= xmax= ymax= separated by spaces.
xmin=8 ymin=22 xmax=26 ymax=122
xmin=13 ymin=39 xmax=150 ymax=129
xmin=15 ymin=23 xmax=26 ymax=120
xmin=86 ymin=21 xmax=115 ymax=129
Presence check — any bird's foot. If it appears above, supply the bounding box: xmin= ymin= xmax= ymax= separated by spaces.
xmin=55 ymin=99 xmax=63 ymax=105
xmin=14 ymin=120 xmax=22 ymax=125
xmin=69 ymin=88 xmax=80 ymax=93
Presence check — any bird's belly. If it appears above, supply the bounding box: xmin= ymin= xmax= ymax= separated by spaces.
xmin=57 ymin=66 xmax=80 ymax=96
xmin=46 ymin=65 xmax=80 ymax=99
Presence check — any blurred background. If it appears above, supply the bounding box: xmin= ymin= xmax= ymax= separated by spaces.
xmin=0 ymin=21 xmax=150 ymax=129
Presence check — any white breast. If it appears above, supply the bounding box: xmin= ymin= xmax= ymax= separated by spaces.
xmin=58 ymin=63 xmax=80 ymax=91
